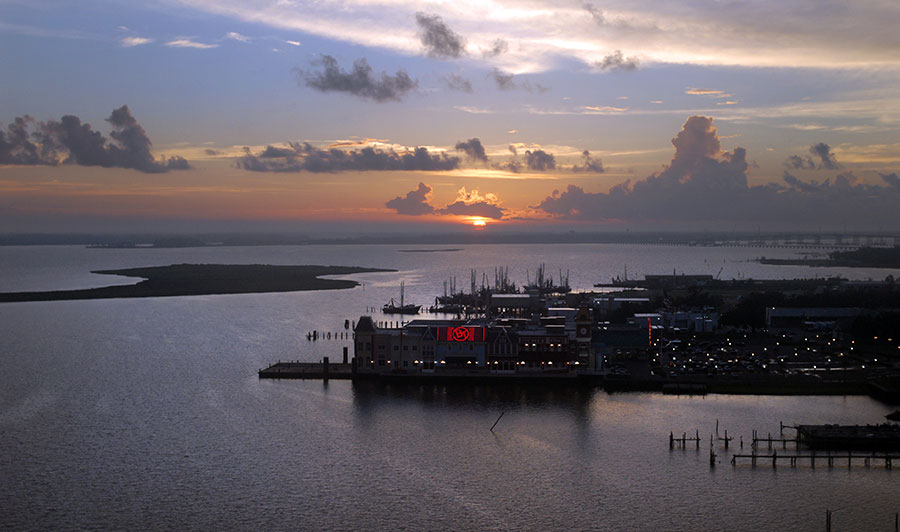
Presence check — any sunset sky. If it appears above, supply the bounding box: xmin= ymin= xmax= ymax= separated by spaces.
xmin=2 ymin=0 xmax=900 ymax=233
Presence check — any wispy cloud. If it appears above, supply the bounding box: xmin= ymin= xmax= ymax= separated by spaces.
xmin=120 ymin=36 xmax=152 ymax=47
xmin=453 ymin=106 xmax=496 ymax=114
xmin=165 ymin=39 xmax=218 ymax=49
xmin=160 ymin=0 xmax=900 ymax=72
xmin=686 ymin=88 xmax=725 ymax=96
xmin=584 ymin=105 xmax=628 ymax=113
xmin=224 ymin=31 xmax=250 ymax=42
xmin=0 ymin=20 xmax=97 ymax=40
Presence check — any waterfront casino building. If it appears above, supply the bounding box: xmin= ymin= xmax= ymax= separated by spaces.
xmin=353 ymin=307 xmax=602 ymax=375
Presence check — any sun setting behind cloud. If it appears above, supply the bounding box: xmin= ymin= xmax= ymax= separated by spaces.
xmin=0 ymin=0 xmax=899 ymax=232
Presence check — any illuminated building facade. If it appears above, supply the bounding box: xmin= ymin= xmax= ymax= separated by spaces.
xmin=353 ymin=313 xmax=598 ymax=375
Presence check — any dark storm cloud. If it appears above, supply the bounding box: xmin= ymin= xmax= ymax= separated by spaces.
xmin=165 ymin=155 xmax=190 ymax=170
xmin=438 ymin=200 xmax=505 ymax=219
xmin=572 ymin=150 xmax=604 ymax=173
xmin=535 ymin=116 xmax=900 ymax=226
xmin=787 ymin=142 xmax=840 ymax=170
xmin=0 ymin=106 xmax=189 ymax=173
xmin=595 ymin=50 xmax=639 ymax=71
xmin=482 ymin=39 xmax=508 ymax=58
xmin=782 ymin=170 xmax=819 ymax=193
xmin=454 ymin=138 xmax=488 ymax=162
xmin=524 ymin=149 xmax=555 ymax=171
xmin=237 ymin=142 xmax=460 ymax=172
xmin=443 ymin=73 xmax=473 ymax=93
xmin=386 ymin=182 xmax=435 ymax=215
xmin=881 ymin=172 xmax=900 ymax=188
xmin=494 ymin=147 xmax=557 ymax=173
xmin=785 ymin=154 xmax=816 ymax=170
xmin=810 ymin=142 xmax=839 ymax=170
xmin=0 ymin=116 xmax=47 ymax=165
xmin=298 ymin=55 xmax=417 ymax=102
xmin=415 ymin=12 xmax=466 ymax=59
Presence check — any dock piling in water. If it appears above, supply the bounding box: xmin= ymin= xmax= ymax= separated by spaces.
xmin=490 ymin=412 xmax=505 ymax=432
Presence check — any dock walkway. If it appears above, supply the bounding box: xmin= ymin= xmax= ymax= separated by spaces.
xmin=258 ymin=361 xmax=353 ymax=379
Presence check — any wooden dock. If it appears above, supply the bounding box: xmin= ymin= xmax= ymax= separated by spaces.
xmin=731 ymin=451 xmax=898 ymax=469
xmin=258 ymin=359 xmax=353 ymax=379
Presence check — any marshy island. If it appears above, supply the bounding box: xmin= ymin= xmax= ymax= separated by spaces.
xmin=0 ymin=264 xmax=393 ymax=303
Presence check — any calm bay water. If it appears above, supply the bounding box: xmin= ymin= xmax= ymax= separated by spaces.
xmin=1 ymin=244 xmax=898 ymax=531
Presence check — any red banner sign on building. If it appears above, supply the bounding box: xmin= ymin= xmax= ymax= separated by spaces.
xmin=436 ymin=326 xmax=486 ymax=342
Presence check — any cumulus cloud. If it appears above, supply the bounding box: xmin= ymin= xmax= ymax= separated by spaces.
xmin=385 ymin=184 xmax=505 ymax=219
xmin=415 ymin=12 xmax=466 ymax=59
xmin=785 ymin=154 xmax=816 ymax=170
xmin=810 ymin=142 xmax=839 ymax=170
xmin=298 ymin=55 xmax=417 ymax=102
xmin=454 ymin=138 xmax=487 ymax=162
xmin=443 ymin=73 xmax=473 ymax=93
xmin=386 ymin=182 xmax=435 ymax=215
xmin=524 ymin=149 xmax=556 ymax=171
xmin=236 ymin=142 xmax=459 ymax=172
xmin=493 ymin=146 xmax=557 ymax=173
xmin=785 ymin=142 xmax=840 ymax=170
xmin=571 ymin=150 xmax=604 ymax=173
xmin=0 ymin=106 xmax=189 ymax=173
xmin=437 ymin=187 xmax=505 ymax=219
xmin=595 ymin=50 xmax=638 ymax=71
xmin=535 ymin=116 xmax=900 ymax=226
xmin=439 ymin=200 xmax=505 ymax=219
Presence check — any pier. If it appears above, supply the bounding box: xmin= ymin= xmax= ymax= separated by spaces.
xmin=258 ymin=357 xmax=354 ymax=380
xmin=731 ymin=451 xmax=898 ymax=469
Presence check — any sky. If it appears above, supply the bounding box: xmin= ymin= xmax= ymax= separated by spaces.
xmin=2 ymin=0 xmax=900 ymax=234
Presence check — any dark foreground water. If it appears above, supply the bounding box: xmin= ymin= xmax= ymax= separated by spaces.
xmin=1 ymin=244 xmax=898 ymax=531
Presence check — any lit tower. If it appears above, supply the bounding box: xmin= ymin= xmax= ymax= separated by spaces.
xmin=574 ymin=306 xmax=593 ymax=370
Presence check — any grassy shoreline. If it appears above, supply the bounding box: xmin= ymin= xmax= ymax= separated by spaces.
xmin=0 ymin=263 xmax=394 ymax=303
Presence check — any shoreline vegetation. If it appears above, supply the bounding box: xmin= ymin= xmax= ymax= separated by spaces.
xmin=758 ymin=247 xmax=900 ymax=269
xmin=397 ymin=248 xmax=462 ymax=253
xmin=0 ymin=264 xmax=394 ymax=303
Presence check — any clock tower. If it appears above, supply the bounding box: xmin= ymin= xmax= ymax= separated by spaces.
xmin=574 ymin=305 xmax=593 ymax=369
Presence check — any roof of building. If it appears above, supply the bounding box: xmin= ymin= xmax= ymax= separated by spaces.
xmin=355 ymin=316 xmax=376 ymax=332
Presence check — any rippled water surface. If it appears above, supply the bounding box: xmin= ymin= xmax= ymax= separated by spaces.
xmin=1 ymin=244 xmax=898 ymax=531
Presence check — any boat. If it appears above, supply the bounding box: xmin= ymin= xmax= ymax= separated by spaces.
xmin=383 ymin=281 xmax=420 ymax=314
